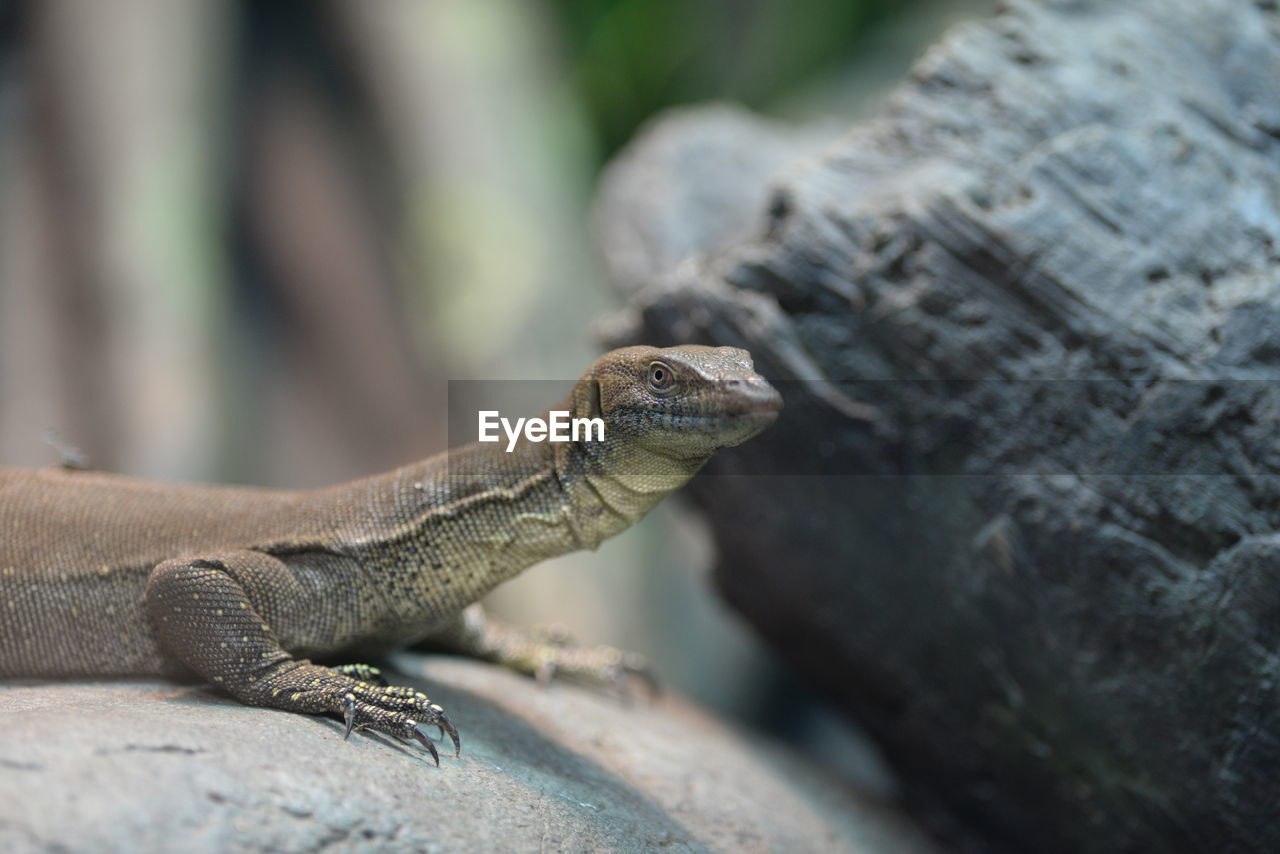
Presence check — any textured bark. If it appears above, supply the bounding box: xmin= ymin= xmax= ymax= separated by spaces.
xmin=594 ymin=1 xmax=1280 ymax=852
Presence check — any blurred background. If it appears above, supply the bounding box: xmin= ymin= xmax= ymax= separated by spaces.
xmin=0 ymin=0 xmax=988 ymax=787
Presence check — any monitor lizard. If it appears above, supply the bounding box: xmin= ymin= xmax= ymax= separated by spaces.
xmin=0 ymin=345 xmax=781 ymax=764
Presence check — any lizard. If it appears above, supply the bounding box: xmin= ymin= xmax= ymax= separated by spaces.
xmin=0 ymin=345 xmax=781 ymax=764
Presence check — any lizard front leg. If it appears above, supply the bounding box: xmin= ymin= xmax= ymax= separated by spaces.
xmin=429 ymin=604 xmax=656 ymax=694
xmin=144 ymin=550 xmax=458 ymax=763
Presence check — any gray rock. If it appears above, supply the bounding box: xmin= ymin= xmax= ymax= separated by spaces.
xmin=593 ymin=104 xmax=840 ymax=299
xmin=594 ymin=0 xmax=1280 ymax=851
xmin=0 ymin=657 xmax=938 ymax=854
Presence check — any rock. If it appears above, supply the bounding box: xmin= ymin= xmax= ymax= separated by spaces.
xmin=593 ymin=104 xmax=840 ymax=298
xmin=0 ymin=657 xmax=937 ymax=854
xmin=593 ymin=0 xmax=1280 ymax=851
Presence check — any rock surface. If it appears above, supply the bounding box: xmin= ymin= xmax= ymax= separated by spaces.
xmin=0 ymin=657 xmax=937 ymax=854
xmin=594 ymin=0 xmax=1280 ymax=852
xmin=593 ymin=104 xmax=840 ymax=297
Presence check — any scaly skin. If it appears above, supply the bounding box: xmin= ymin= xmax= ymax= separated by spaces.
xmin=0 ymin=345 xmax=781 ymax=763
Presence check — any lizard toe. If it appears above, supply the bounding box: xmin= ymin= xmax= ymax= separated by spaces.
xmin=531 ymin=645 xmax=660 ymax=700
xmin=432 ymin=707 xmax=461 ymax=758
xmin=404 ymin=696 xmax=460 ymax=758
xmin=334 ymin=663 xmax=388 ymax=686
xmin=334 ymin=686 xmax=460 ymax=763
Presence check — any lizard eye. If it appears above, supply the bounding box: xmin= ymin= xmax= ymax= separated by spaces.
xmin=647 ymin=361 xmax=676 ymax=393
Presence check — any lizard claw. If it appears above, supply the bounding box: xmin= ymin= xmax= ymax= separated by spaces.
xmin=534 ymin=656 xmax=557 ymax=687
xmin=622 ymin=652 xmax=661 ymax=698
xmin=408 ymin=722 xmax=441 ymax=766
xmin=342 ymin=692 xmax=358 ymax=741
xmin=434 ymin=709 xmax=461 ymax=758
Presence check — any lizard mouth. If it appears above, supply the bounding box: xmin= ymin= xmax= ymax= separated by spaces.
xmin=692 ymin=382 xmax=783 ymax=445
xmin=724 ymin=382 xmax=783 ymax=417
xmin=739 ymin=397 xmax=783 ymax=415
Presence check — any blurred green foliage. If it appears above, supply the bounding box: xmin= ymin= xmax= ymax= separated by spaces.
xmin=551 ymin=0 xmax=910 ymax=158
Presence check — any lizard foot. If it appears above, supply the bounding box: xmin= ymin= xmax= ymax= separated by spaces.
xmin=530 ymin=644 xmax=659 ymax=699
xmin=146 ymin=554 xmax=459 ymax=764
xmin=340 ymin=682 xmax=460 ymax=765
xmin=435 ymin=605 xmax=659 ymax=699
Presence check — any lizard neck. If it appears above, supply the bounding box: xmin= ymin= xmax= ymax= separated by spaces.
xmin=556 ymin=425 xmax=707 ymax=550
xmin=329 ymin=392 xmax=706 ymax=622
xmin=553 ymin=378 xmax=711 ymax=549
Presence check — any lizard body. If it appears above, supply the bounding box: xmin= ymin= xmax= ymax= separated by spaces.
xmin=0 ymin=345 xmax=781 ymax=761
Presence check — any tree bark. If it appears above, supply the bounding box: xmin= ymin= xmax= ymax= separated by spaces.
xmin=595 ymin=1 xmax=1280 ymax=851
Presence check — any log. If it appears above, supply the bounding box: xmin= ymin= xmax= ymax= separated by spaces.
xmin=594 ymin=1 xmax=1280 ymax=851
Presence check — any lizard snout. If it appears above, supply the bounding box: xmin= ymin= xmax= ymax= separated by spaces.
xmin=720 ymin=375 xmax=783 ymax=416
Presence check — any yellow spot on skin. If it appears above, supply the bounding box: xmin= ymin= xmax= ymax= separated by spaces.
xmin=291 ymin=693 xmax=301 ymax=701
xmin=216 ymin=610 xmax=224 ymax=616
xmin=220 ymin=642 xmax=228 ymax=649
xmin=192 ymin=594 xmax=199 ymax=600
xmin=2 ymin=567 xmax=14 ymax=576
xmin=70 ymin=608 xmax=78 ymax=617
xmin=273 ymin=689 xmax=280 ymax=697
xmin=214 ymin=676 xmax=224 ymax=682
xmin=7 ymin=601 xmax=14 ymax=610
xmin=241 ymin=636 xmax=248 ymax=643
xmin=98 ymin=565 xmax=110 ymax=577
xmin=240 ymin=603 xmax=247 ymax=610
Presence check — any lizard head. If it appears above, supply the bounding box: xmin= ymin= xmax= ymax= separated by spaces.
xmin=575 ymin=345 xmax=782 ymax=461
